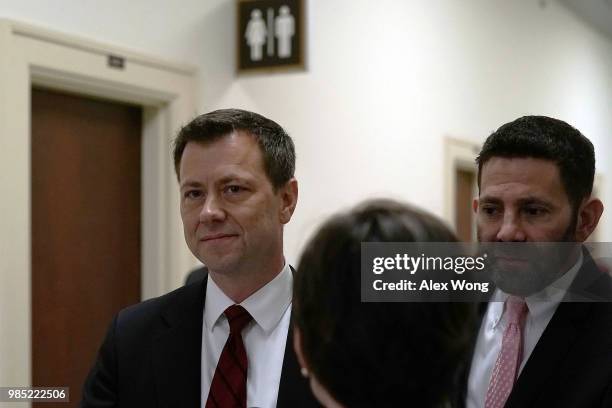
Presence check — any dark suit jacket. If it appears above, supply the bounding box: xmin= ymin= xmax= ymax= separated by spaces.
xmin=80 ymin=270 xmax=319 ymax=408
xmin=461 ymin=250 xmax=612 ymax=408
xmin=185 ymin=266 xmax=207 ymax=286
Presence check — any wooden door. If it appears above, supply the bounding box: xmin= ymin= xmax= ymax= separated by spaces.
xmin=455 ymin=168 xmax=475 ymax=242
xmin=31 ymin=88 xmax=142 ymax=407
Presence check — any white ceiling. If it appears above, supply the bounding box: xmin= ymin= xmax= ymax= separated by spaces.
xmin=560 ymin=0 xmax=612 ymax=39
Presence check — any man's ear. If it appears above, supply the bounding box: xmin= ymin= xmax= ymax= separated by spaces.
xmin=293 ymin=326 xmax=309 ymax=377
xmin=575 ymin=197 xmax=604 ymax=242
xmin=472 ymin=198 xmax=479 ymax=214
xmin=279 ymin=178 xmax=298 ymax=224
xmin=294 ymin=326 xmax=344 ymax=407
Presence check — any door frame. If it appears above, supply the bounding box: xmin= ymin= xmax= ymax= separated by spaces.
xmin=0 ymin=19 xmax=198 ymax=389
xmin=443 ymin=136 xmax=480 ymax=235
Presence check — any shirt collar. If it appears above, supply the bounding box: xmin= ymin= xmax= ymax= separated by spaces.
xmin=204 ymin=263 xmax=293 ymax=334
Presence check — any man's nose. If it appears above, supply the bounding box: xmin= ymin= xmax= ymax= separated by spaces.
xmin=199 ymin=194 xmax=226 ymax=223
xmin=496 ymin=213 xmax=526 ymax=242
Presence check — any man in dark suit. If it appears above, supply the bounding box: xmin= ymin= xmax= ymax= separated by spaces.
xmin=81 ymin=109 xmax=318 ymax=407
xmin=465 ymin=116 xmax=612 ymax=408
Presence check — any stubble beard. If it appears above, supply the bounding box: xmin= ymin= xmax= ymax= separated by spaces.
xmin=478 ymin=212 xmax=579 ymax=297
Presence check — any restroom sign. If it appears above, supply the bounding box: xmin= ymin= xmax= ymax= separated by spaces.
xmin=237 ymin=0 xmax=305 ymax=72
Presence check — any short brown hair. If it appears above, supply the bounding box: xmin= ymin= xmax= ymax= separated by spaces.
xmin=173 ymin=109 xmax=295 ymax=190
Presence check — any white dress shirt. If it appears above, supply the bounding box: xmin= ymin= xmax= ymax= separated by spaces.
xmin=201 ymin=264 xmax=293 ymax=408
xmin=466 ymin=253 xmax=583 ymax=408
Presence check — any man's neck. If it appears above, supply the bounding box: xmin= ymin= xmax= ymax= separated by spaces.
xmin=558 ymin=244 xmax=581 ymax=278
xmin=209 ymin=258 xmax=285 ymax=304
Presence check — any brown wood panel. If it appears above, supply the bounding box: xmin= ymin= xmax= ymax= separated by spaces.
xmin=455 ymin=168 xmax=475 ymax=242
xmin=31 ymin=88 xmax=142 ymax=407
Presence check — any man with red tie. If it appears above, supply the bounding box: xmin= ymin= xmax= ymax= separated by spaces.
xmin=81 ymin=109 xmax=318 ymax=407
xmin=465 ymin=116 xmax=612 ymax=408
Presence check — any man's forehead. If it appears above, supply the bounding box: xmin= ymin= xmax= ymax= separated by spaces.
xmin=181 ymin=134 xmax=261 ymax=167
xmin=187 ymin=131 xmax=259 ymax=153
xmin=178 ymin=134 xmax=271 ymax=185
xmin=479 ymin=193 xmax=555 ymax=206
xmin=479 ymin=157 xmax=567 ymax=201
xmin=180 ymin=160 xmax=259 ymax=185
xmin=481 ymin=157 xmax=561 ymax=184
xmin=180 ymin=168 xmax=253 ymax=186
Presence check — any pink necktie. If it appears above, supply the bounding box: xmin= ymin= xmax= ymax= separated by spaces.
xmin=485 ymin=296 xmax=528 ymax=408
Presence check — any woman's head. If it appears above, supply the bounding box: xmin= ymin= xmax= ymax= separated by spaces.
xmin=293 ymin=199 xmax=476 ymax=407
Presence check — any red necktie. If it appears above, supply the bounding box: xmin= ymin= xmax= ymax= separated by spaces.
xmin=206 ymin=305 xmax=253 ymax=408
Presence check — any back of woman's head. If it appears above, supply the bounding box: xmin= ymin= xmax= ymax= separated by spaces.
xmin=294 ymin=199 xmax=476 ymax=407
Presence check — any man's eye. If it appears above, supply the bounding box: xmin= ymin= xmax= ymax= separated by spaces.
xmin=523 ymin=207 xmax=547 ymax=217
xmin=225 ymin=185 xmax=244 ymax=194
xmin=184 ymin=190 xmax=203 ymax=199
xmin=481 ymin=206 xmax=499 ymax=216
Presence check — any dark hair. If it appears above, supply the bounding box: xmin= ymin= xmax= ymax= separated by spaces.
xmin=172 ymin=109 xmax=295 ymax=190
xmin=293 ymin=199 xmax=476 ymax=407
xmin=476 ymin=116 xmax=595 ymax=210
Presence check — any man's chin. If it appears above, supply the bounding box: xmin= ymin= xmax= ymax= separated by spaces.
xmin=202 ymin=260 xmax=238 ymax=276
xmin=493 ymin=268 xmax=556 ymax=297
xmin=195 ymin=250 xmax=242 ymax=275
xmin=495 ymin=280 xmax=542 ymax=297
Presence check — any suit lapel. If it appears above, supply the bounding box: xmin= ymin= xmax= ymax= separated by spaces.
xmin=152 ymin=279 xmax=207 ymax=408
xmin=565 ymin=249 xmax=612 ymax=301
xmin=277 ymin=266 xmax=319 ymax=407
xmin=505 ymin=285 xmax=593 ymax=407
xmin=276 ymin=321 xmax=320 ymax=407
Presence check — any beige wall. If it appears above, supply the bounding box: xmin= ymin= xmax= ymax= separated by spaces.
xmin=0 ymin=0 xmax=611 ymax=263
xmin=1 ymin=0 xmax=611 ymax=395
